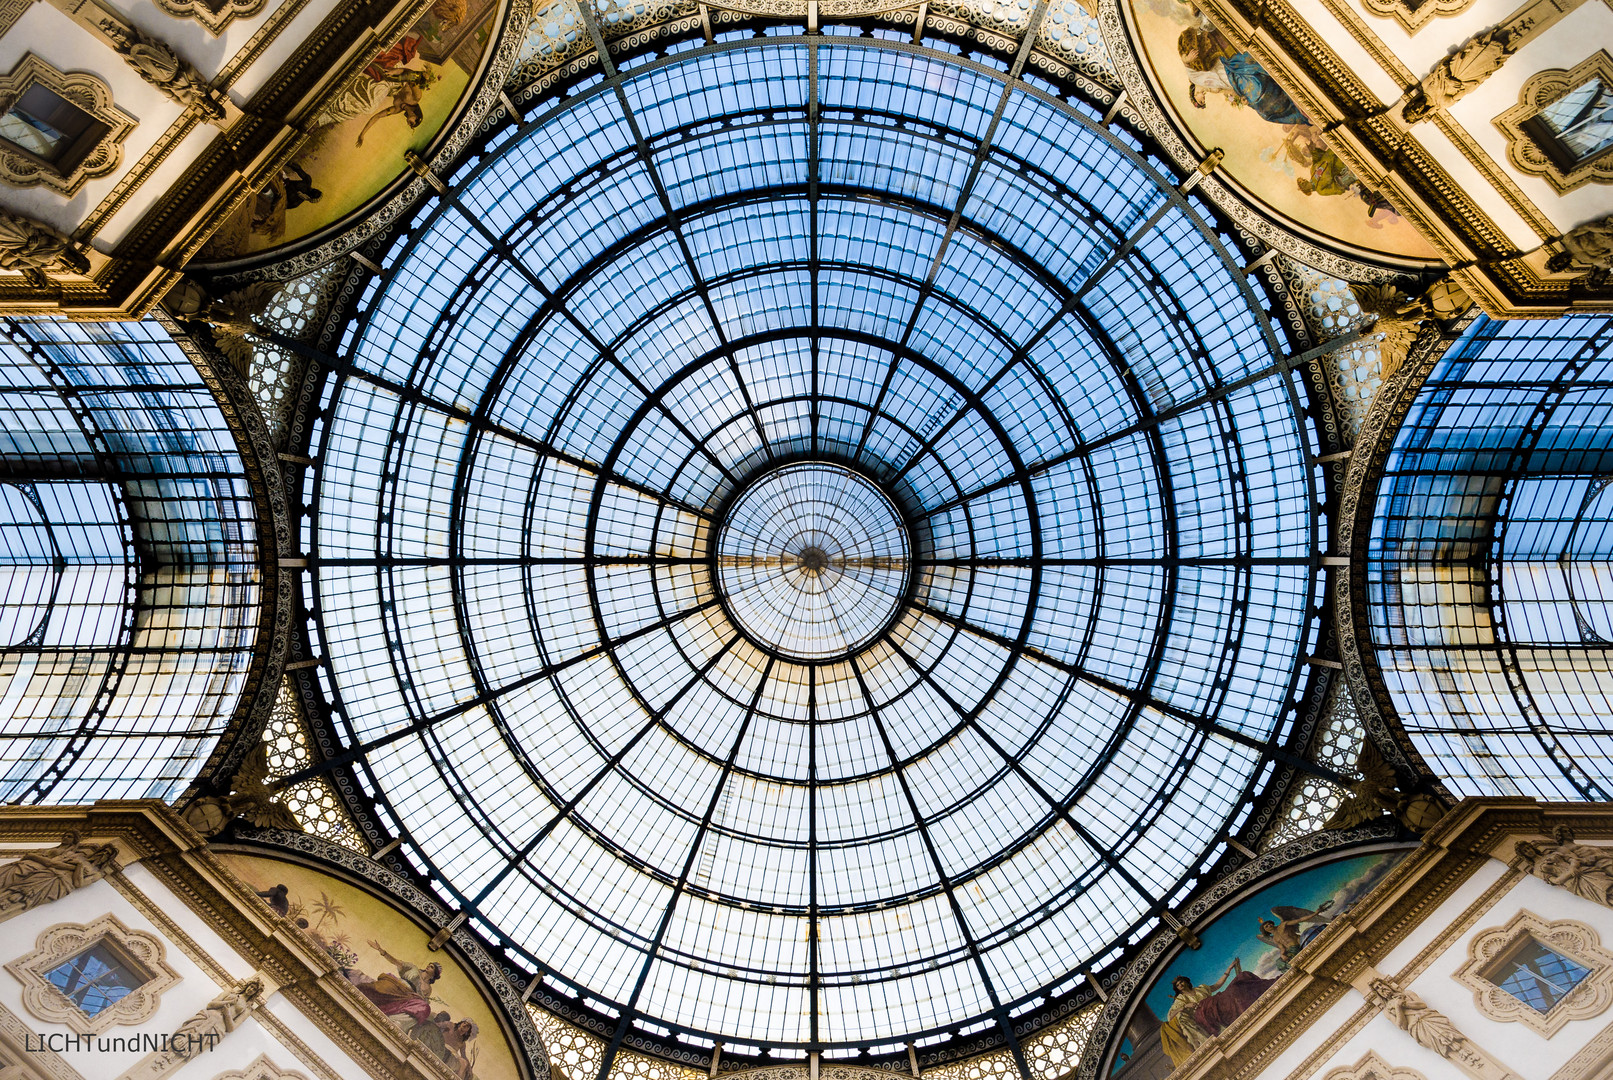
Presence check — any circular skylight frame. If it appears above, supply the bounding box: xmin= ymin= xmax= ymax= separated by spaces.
xmin=296 ymin=33 xmax=1327 ymax=1065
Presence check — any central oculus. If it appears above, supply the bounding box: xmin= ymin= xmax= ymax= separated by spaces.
xmin=714 ymin=461 xmax=912 ymax=662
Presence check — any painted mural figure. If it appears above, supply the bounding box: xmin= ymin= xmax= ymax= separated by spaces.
xmin=1177 ymin=24 xmax=1305 ymax=125
xmin=1160 ymin=960 xmax=1276 ymax=1066
xmin=1110 ymin=852 xmax=1406 ymax=1080
xmin=1254 ymin=900 xmax=1332 ymax=969
xmin=354 ymin=938 xmax=444 ymax=1025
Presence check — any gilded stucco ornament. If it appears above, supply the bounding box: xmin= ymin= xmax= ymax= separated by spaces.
xmin=0 ymin=55 xmax=135 ymax=196
xmin=1401 ymin=18 xmax=1532 ymax=123
xmin=98 ymin=19 xmax=226 ymax=121
xmin=119 ymin=978 xmax=266 ymax=1080
xmin=183 ymin=744 xmax=301 ymax=838
xmin=1368 ymin=979 xmax=1522 ymax=1080
xmin=1321 ymin=741 xmax=1446 ymax=832
xmin=1354 ymin=277 xmax=1470 ymax=380
xmin=1547 ymin=214 xmax=1613 ymax=286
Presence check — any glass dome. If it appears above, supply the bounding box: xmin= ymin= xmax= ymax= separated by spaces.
xmin=307 ymin=41 xmax=1319 ymax=1053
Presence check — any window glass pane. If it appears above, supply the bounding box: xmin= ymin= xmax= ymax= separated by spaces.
xmin=1496 ymin=939 xmax=1591 ymax=1012
xmin=1534 ymin=78 xmax=1613 ymax=164
xmin=45 ymin=943 xmax=143 ymax=1016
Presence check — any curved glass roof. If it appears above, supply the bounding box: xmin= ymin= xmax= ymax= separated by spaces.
xmin=0 ymin=318 xmax=260 ymax=804
xmin=308 ymin=41 xmax=1320 ymax=1052
xmin=1368 ymin=314 xmax=1613 ymax=802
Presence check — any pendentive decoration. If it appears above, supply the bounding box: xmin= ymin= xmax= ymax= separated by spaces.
xmin=182 ymin=744 xmax=301 ymax=838
xmin=0 ymin=834 xmax=121 ymax=922
xmin=0 ymin=54 xmax=134 ymax=195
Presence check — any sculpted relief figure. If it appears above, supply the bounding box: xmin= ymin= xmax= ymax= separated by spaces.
xmin=98 ymin=21 xmax=225 ymax=120
xmin=1403 ymin=20 xmax=1530 ymax=124
xmin=0 ymin=834 xmax=120 ymax=921
xmin=1369 ymin=980 xmax=1466 ymax=1058
xmin=121 ymin=978 xmax=265 ymax=1080
xmin=1514 ymin=825 xmax=1613 ymax=909
xmin=0 ymin=210 xmax=91 ymax=286
xmin=1548 ymin=214 xmax=1613 ymax=284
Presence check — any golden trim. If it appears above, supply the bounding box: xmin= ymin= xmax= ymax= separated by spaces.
xmin=0 ymin=54 xmax=135 ymax=196
xmin=1494 ymin=51 xmax=1613 ymax=194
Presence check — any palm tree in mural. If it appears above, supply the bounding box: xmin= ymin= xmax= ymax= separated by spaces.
xmin=309 ymin=891 xmax=346 ymax=933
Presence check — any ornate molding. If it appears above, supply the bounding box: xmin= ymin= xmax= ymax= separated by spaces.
xmin=0 ymin=835 xmax=122 ymax=924
xmin=1321 ymin=1049 xmax=1427 ymax=1080
xmin=1358 ymin=0 xmax=1472 ymax=35
xmin=0 ymin=54 xmax=135 ymax=195
xmin=1455 ymin=909 xmax=1613 ymax=1038
xmin=4 ymin=914 xmax=181 ymax=1036
xmin=210 ymin=1056 xmax=312 ymax=1080
xmin=152 ymin=0 xmax=271 ymax=35
xmin=1496 ymin=52 xmax=1613 ymax=195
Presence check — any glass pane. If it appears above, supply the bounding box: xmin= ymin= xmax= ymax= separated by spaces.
xmin=1496 ymin=939 xmax=1591 ymax=1012
xmin=46 ymin=944 xmax=143 ymax=1016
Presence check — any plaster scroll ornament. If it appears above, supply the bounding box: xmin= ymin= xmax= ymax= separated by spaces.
xmin=1321 ymin=738 xmax=1448 ymax=832
xmin=0 ymin=833 xmax=120 ymax=921
xmin=168 ymin=278 xmax=283 ymax=377
xmin=1513 ymin=825 xmax=1613 ymax=909
xmin=1402 ymin=19 xmax=1531 ymax=123
xmin=181 ymin=743 xmax=302 ymax=838
xmin=97 ymin=20 xmax=225 ymax=121
xmin=0 ymin=209 xmax=91 ymax=287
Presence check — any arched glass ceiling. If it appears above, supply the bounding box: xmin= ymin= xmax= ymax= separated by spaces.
xmin=308 ymin=41 xmax=1321 ymax=1051
xmin=0 ymin=318 xmax=261 ymax=804
xmin=1368 ymin=314 xmax=1613 ymax=802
